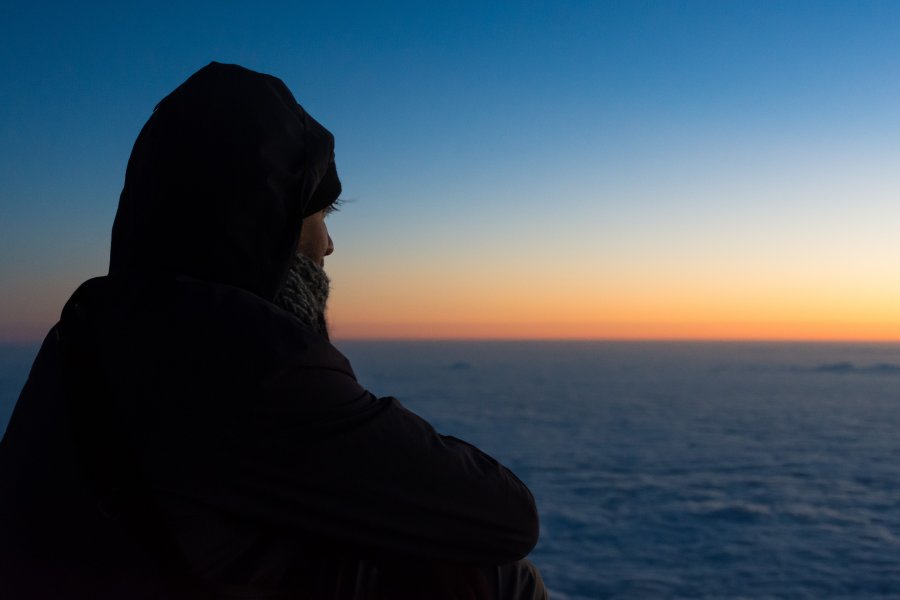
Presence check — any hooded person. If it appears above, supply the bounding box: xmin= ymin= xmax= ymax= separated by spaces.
xmin=0 ymin=63 xmax=545 ymax=599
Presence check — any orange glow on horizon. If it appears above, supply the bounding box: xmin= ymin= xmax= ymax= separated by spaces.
xmin=331 ymin=320 xmax=900 ymax=342
xmin=327 ymin=263 xmax=900 ymax=342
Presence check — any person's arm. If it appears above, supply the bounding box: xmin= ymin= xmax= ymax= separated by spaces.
xmin=219 ymin=364 xmax=539 ymax=564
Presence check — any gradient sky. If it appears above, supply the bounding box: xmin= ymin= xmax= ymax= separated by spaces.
xmin=2 ymin=1 xmax=900 ymax=341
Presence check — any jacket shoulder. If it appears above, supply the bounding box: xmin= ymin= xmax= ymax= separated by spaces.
xmin=69 ymin=274 xmax=353 ymax=380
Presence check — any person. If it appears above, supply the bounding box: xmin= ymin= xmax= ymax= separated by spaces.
xmin=0 ymin=62 xmax=547 ymax=599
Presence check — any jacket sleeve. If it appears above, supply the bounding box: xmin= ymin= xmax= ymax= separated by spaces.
xmin=216 ymin=363 xmax=539 ymax=565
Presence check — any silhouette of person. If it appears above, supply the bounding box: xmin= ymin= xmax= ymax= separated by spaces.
xmin=0 ymin=62 xmax=547 ymax=599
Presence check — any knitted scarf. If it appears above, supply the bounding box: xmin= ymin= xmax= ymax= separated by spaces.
xmin=274 ymin=252 xmax=331 ymax=340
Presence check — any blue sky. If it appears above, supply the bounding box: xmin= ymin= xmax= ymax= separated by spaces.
xmin=3 ymin=1 xmax=900 ymax=340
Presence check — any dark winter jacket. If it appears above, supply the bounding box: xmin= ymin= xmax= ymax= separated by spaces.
xmin=0 ymin=63 xmax=538 ymax=598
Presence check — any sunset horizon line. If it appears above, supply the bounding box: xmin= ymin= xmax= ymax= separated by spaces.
xmin=5 ymin=335 xmax=900 ymax=346
xmin=334 ymin=335 xmax=900 ymax=344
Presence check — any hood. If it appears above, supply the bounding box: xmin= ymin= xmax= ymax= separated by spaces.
xmin=109 ymin=62 xmax=341 ymax=301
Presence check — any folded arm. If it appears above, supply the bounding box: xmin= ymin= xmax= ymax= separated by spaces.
xmin=219 ymin=365 xmax=539 ymax=564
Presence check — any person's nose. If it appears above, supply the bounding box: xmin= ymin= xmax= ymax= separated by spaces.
xmin=325 ymin=234 xmax=334 ymax=256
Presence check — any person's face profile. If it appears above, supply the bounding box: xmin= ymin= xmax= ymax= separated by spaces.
xmin=297 ymin=209 xmax=334 ymax=267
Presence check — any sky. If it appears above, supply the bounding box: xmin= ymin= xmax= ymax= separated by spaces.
xmin=2 ymin=1 xmax=900 ymax=341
